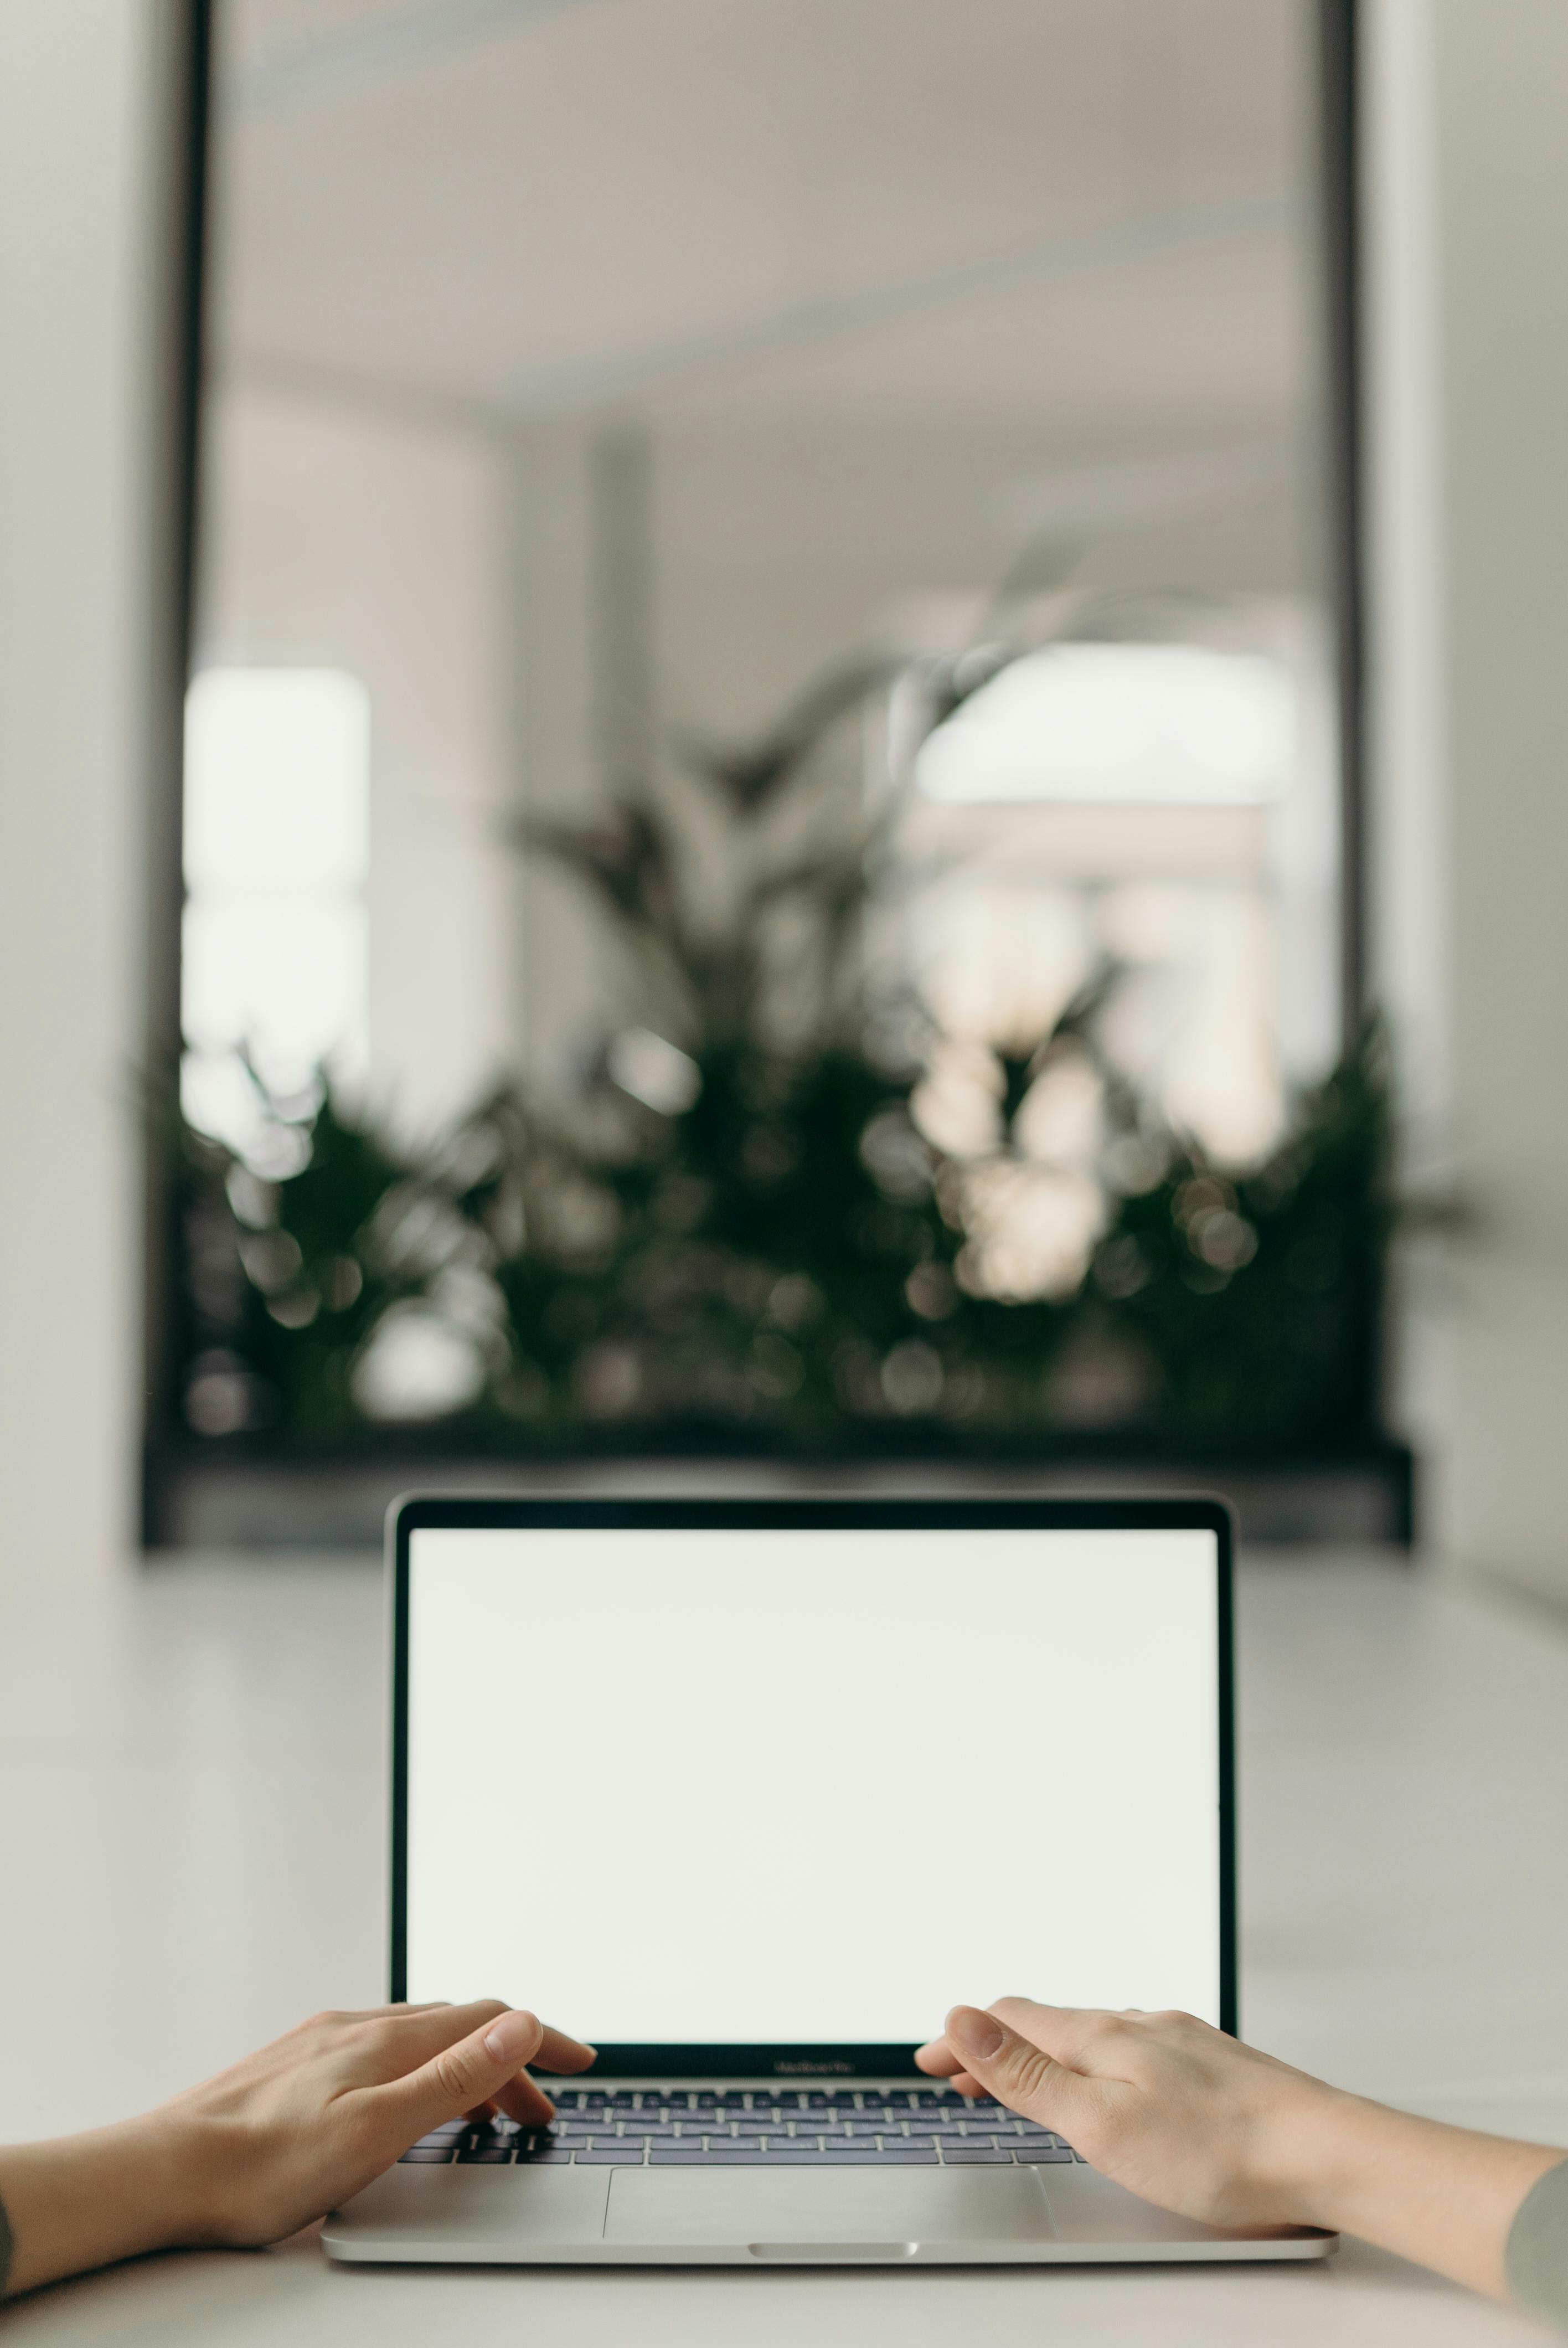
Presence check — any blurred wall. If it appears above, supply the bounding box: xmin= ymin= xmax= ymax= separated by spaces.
xmin=1369 ymin=0 xmax=1568 ymax=1604
xmin=198 ymin=384 xmax=520 ymax=1140
xmin=0 ymin=2 xmax=171 ymax=1577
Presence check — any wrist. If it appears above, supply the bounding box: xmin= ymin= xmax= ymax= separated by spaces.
xmin=0 ymin=2114 xmax=215 ymax=2298
xmin=1256 ymin=2078 xmax=1369 ymax=2230
xmin=1263 ymin=2086 xmax=1568 ymax=2295
xmin=125 ymin=2113 xmax=229 ymax=2251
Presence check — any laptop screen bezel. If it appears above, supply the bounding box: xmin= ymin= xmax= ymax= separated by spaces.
xmin=389 ymin=1494 xmax=1236 ymax=2073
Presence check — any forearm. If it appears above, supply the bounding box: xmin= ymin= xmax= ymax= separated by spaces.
xmin=0 ymin=2119 xmax=209 ymax=2298
xmin=1287 ymin=2090 xmax=1565 ymax=2299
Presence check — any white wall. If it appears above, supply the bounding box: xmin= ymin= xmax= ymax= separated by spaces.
xmin=1363 ymin=0 xmax=1454 ymax=1521
xmin=508 ymin=419 xmax=614 ymax=1089
xmin=198 ymin=384 xmax=520 ymax=1140
xmin=0 ymin=2 xmax=168 ymax=1577
xmin=1368 ymin=0 xmax=1568 ymax=1603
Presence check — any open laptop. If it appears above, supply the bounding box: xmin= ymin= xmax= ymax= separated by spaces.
xmin=323 ymin=1495 xmax=1332 ymax=2267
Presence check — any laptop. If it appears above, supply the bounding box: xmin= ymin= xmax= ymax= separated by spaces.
xmin=323 ymin=1495 xmax=1333 ymax=2267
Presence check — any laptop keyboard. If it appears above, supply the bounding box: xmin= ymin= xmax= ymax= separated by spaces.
xmin=399 ymin=2088 xmax=1084 ymax=2167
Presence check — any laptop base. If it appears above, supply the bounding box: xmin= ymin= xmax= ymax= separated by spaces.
xmin=323 ymin=2159 xmax=1334 ymax=2265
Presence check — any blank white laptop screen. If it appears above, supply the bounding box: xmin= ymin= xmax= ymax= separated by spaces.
xmin=404 ymin=1525 xmax=1222 ymax=2044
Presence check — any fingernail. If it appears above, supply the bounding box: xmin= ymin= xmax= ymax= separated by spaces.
xmin=482 ymin=2009 xmax=540 ymax=2062
xmin=948 ymin=2007 xmax=1005 ymax=2062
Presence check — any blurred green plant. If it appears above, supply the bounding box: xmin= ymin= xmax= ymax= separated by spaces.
xmin=172 ymin=605 xmax=1396 ymax=1456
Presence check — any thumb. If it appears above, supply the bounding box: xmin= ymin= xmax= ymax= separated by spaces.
xmin=945 ymin=2004 xmax=1086 ymax=2130
xmin=377 ymin=2006 xmax=546 ymax=2138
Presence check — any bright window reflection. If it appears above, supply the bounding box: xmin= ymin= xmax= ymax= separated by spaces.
xmin=891 ymin=610 xmax=1337 ymax=1290
xmin=181 ymin=668 xmax=371 ymax=1157
xmin=915 ymin=644 xmax=1297 ymax=806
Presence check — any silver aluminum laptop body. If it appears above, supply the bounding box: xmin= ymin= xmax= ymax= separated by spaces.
xmin=323 ymin=1496 xmax=1332 ymax=2269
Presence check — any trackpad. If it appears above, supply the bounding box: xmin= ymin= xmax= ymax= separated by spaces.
xmin=604 ymin=2167 xmax=1054 ymax=2248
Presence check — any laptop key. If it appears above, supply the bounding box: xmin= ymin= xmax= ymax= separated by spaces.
xmin=517 ymin=2148 xmax=573 ymax=2165
xmin=576 ymin=2149 xmax=646 ymax=2164
xmin=399 ymin=2148 xmax=454 ymax=2164
xmin=943 ymin=2148 xmax=1014 ymax=2165
xmin=1017 ymin=2147 xmax=1075 ymax=2163
xmin=822 ymin=2149 xmax=939 ymax=2164
xmin=457 ymin=2149 xmax=514 ymax=2164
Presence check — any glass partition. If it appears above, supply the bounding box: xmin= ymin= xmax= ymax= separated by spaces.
xmin=161 ymin=0 xmax=1376 ymax=1523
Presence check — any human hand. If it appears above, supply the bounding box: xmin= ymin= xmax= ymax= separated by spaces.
xmin=916 ymin=1998 xmax=1340 ymax=2229
xmin=163 ymin=1999 xmax=596 ymax=2246
xmin=916 ymin=1997 xmax=1568 ymax=2296
xmin=0 ymin=2001 xmax=595 ymax=2296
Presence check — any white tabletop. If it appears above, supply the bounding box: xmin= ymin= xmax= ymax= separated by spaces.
xmin=1 ymin=1544 xmax=1565 ymax=2341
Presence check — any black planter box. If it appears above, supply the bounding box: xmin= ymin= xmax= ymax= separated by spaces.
xmin=145 ymin=1433 xmax=1415 ymax=1553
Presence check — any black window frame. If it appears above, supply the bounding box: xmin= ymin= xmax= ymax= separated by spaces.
xmin=143 ymin=1 xmax=1369 ymax=1544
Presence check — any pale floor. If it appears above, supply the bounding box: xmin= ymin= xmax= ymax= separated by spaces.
xmin=0 ymin=1547 xmax=1565 ymax=2341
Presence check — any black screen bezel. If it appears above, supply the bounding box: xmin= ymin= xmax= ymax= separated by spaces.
xmin=389 ymin=1493 xmax=1236 ymax=2073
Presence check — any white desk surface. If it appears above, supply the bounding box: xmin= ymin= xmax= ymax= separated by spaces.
xmin=1 ymin=1544 xmax=1565 ymax=2342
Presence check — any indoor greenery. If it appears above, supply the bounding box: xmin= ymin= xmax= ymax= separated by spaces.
xmin=172 ymin=610 xmax=1395 ymax=1459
